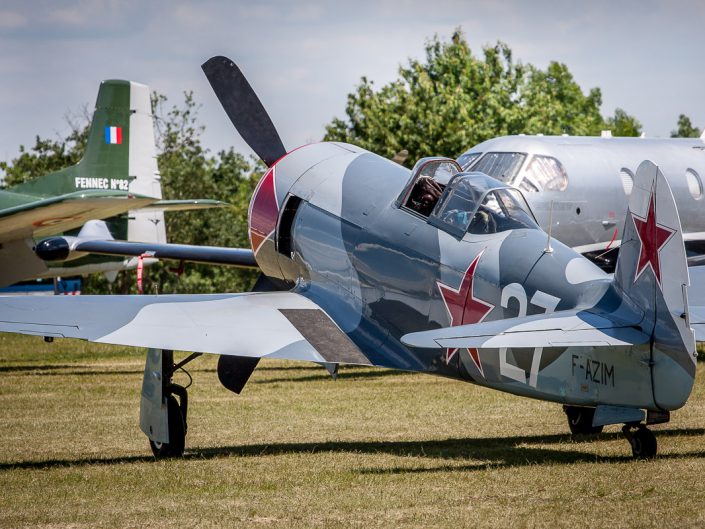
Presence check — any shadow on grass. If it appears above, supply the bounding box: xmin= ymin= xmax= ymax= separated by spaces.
xmin=255 ymin=368 xmax=414 ymax=385
xmin=0 ymin=364 xmax=398 ymax=383
xmin=0 ymin=365 xmax=212 ymax=377
xmin=3 ymin=427 xmax=703 ymax=472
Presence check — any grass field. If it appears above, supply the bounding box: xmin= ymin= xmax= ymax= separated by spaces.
xmin=1 ymin=334 xmax=705 ymax=528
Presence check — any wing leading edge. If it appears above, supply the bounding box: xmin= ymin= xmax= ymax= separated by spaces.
xmin=0 ymin=292 xmax=370 ymax=365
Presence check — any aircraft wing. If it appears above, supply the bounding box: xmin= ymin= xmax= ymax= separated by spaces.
xmin=0 ymin=292 xmax=371 ymax=365
xmin=36 ymin=236 xmax=258 ymax=268
xmin=0 ymin=190 xmax=155 ymax=242
xmin=401 ymin=310 xmax=649 ymax=349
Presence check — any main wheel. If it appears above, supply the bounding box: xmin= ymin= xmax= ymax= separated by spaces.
xmin=629 ymin=426 xmax=657 ymax=459
xmin=564 ymin=405 xmax=603 ymax=435
xmin=149 ymin=395 xmax=186 ymax=458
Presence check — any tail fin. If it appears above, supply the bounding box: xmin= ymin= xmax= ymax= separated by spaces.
xmin=10 ymin=80 xmax=160 ymax=203
xmin=13 ymin=80 xmax=166 ymax=245
xmin=613 ymin=160 xmax=696 ymax=409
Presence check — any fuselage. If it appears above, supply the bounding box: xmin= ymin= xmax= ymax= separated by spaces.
xmin=247 ymin=142 xmax=669 ymax=411
xmin=457 ymin=135 xmax=705 ymax=256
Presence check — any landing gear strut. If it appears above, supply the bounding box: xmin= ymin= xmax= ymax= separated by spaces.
xmin=141 ymin=349 xmax=201 ymax=458
xmin=563 ymin=405 xmax=603 ymax=435
xmin=622 ymin=424 xmax=657 ymax=459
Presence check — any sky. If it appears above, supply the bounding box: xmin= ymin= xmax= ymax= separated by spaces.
xmin=1 ymin=0 xmax=704 ymax=165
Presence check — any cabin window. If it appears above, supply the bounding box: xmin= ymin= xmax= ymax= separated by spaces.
xmin=471 ymin=152 xmax=526 ymax=183
xmin=457 ymin=152 xmax=481 ymax=171
xmin=520 ymin=155 xmax=568 ymax=192
xmin=686 ymin=168 xmax=703 ymax=200
xmin=620 ymin=168 xmax=634 ymax=195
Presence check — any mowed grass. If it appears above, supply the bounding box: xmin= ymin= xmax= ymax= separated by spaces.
xmin=1 ymin=334 xmax=705 ymax=528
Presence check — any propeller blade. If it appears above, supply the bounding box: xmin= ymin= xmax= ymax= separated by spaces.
xmin=202 ymin=56 xmax=287 ymax=167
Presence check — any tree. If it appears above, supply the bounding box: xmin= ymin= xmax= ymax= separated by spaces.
xmin=519 ymin=62 xmax=606 ymax=136
xmin=325 ymin=30 xmax=642 ymax=164
xmin=671 ymin=114 xmax=701 ymax=138
xmin=0 ymin=110 xmax=89 ymax=188
xmin=604 ymin=108 xmax=642 ymax=137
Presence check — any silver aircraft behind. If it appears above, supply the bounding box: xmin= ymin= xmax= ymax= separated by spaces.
xmin=457 ymin=133 xmax=705 ymax=271
xmin=3 ymin=57 xmax=705 ymax=461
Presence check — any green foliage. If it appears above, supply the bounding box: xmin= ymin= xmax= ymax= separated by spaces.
xmin=604 ymin=108 xmax=642 ymax=137
xmin=325 ymin=30 xmax=641 ymax=164
xmin=0 ymin=120 xmax=89 ymax=188
xmin=671 ymin=114 xmax=701 ymax=138
xmin=519 ymin=62 xmax=606 ymax=136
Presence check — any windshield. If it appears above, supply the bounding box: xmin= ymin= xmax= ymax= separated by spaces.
xmin=516 ymin=154 xmax=568 ymax=192
xmin=470 ymin=152 xmax=526 ymax=183
xmin=457 ymin=152 xmax=482 ymax=171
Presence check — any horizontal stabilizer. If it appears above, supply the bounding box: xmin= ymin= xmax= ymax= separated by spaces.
xmin=0 ymin=292 xmax=370 ymax=365
xmin=401 ymin=310 xmax=648 ymax=349
xmin=0 ymin=190 xmax=155 ymax=242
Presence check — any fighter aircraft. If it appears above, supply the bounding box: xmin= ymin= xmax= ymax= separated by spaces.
xmin=2 ymin=57 xmax=704 ymax=461
xmin=0 ymin=79 xmax=225 ymax=287
xmin=456 ymin=132 xmax=705 ymax=271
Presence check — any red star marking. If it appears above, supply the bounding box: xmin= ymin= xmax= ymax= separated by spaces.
xmin=437 ymin=249 xmax=494 ymax=376
xmin=631 ymin=188 xmax=675 ymax=287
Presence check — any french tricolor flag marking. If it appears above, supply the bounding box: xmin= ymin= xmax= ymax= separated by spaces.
xmin=105 ymin=126 xmax=122 ymax=145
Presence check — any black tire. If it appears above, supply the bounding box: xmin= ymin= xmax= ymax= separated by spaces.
xmin=149 ymin=396 xmax=186 ymax=458
xmin=564 ymin=405 xmax=604 ymax=435
xmin=630 ymin=427 xmax=657 ymax=459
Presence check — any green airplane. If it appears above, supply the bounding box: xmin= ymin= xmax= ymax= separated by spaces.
xmin=0 ymin=79 xmax=225 ymax=287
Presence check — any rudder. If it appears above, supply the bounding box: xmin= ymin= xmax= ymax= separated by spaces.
xmin=613 ymin=160 xmax=696 ymax=409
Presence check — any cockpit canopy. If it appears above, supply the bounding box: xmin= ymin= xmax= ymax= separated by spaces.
xmin=398 ymin=157 xmax=462 ymax=217
xmin=399 ymin=158 xmax=539 ymax=238
xmin=428 ymin=172 xmax=539 ymax=238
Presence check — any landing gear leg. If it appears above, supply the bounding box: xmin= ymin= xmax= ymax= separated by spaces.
xmin=563 ymin=405 xmax=603 ymax=435
xmin=622 ymin=423 xmax=657 ymax=459
xmin=141 ymin=349 xmax=201 ymax=458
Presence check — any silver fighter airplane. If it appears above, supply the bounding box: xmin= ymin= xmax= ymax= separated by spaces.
xmin=456 ymin=133 xmax=705 ymax=271
xmin=2 ymin=57 xmax=704 ymax=460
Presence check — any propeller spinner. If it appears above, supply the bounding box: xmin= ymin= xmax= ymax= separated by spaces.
xmin=202 ymin=56 xmax=287 ymax=167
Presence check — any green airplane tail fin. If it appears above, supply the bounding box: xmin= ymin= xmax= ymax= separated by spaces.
xmin=10 ymin=80 xmax=160 ymax=199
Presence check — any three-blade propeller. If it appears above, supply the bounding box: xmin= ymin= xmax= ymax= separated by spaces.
xmin=201 ymin=56 xmax=287 ymax=167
